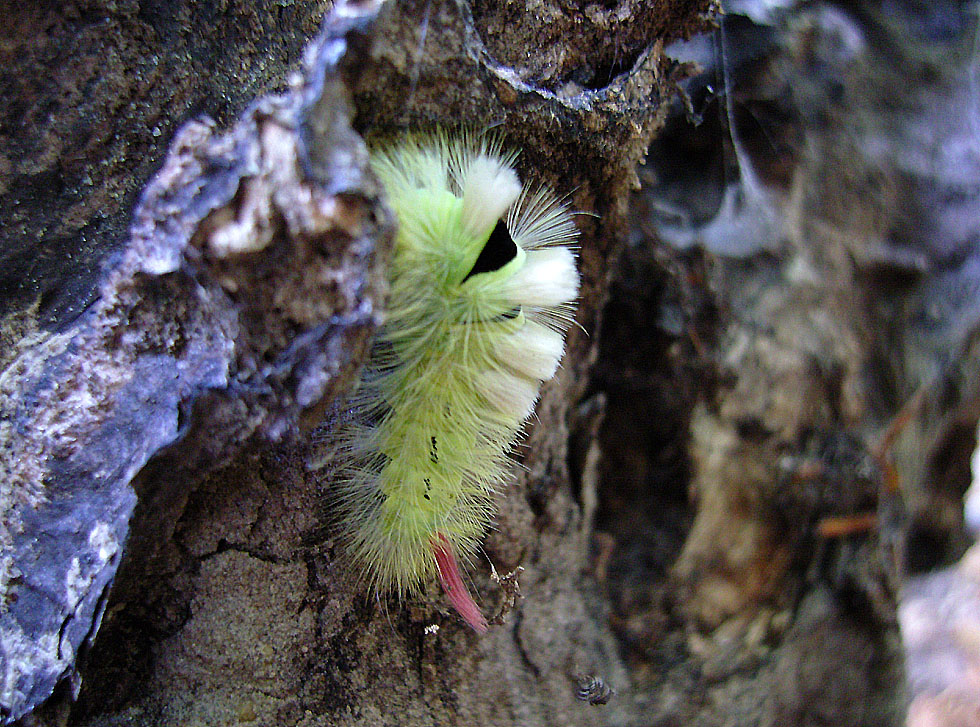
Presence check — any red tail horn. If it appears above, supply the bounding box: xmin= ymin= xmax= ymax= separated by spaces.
xmin=431 ymin=533 xmax=488 ymax=633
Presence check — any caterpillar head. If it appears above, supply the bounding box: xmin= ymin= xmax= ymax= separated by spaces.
xmin=370 ymin=132 xmax=579 ymax=326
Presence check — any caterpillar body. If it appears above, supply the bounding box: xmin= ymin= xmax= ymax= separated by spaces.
xmin=332 ymin=131 xmax=579 ymax=632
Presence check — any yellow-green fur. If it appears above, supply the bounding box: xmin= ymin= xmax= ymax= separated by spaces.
xmin=331 ymin=131 xmax=579 ymax=628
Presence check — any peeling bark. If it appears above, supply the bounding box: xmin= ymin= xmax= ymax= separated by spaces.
xmin=2 ymin=0 xmax=716 ymax=724
xmin=9 ymin=1 xmax=971 ymax=726
xmin=2 ymin=6 xmax=386 ymax=724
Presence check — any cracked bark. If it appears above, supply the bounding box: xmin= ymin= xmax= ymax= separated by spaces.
xmin=2 ymin=1 xmax=713 ymax=724
xmin=7 ymin=1 xmax=970 ymax=726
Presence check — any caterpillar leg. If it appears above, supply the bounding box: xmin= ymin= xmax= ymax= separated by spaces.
xmin=431 ymin=532 xmax=488 ymax=633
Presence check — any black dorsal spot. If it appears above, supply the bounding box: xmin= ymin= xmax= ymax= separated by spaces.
xmin=461 ymin=220 xmax=517 ymax=284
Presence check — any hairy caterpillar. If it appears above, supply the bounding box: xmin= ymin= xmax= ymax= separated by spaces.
xmin=331 ymin=130 xmax=579 ymax=632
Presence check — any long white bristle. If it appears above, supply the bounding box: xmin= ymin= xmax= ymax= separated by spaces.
xmin=474 ymin=370 xmax=540 ymax=423
xmin=498 ymin=247 xmax=579 ymax=308
xmin=460 ymin=155 xmax=522 ymax=236
xmin=508 ymin=186 xmax=579 ymax=250
xmin=494 ymin=321 xmax=565 ymax=381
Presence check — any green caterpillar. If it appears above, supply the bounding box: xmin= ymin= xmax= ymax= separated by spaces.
xmin=331 ymin=131 xmax=579 ymax=632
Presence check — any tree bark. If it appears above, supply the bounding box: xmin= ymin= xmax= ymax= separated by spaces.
xmin=6 ymin=1 xmax=974 ymax=726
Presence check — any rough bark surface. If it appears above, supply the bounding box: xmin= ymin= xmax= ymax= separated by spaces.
xmin=6 ymin=1 xmax=976 ymax=726
xmin=596 ymin=3 xmax=977 ymax=725
xmin=2 ymin=5 xmax=387 ymax=725
xmin=0 ymin=0 xmax=331 ymax=328
xmin=2 ymin=0 xmax=715 ymax=725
